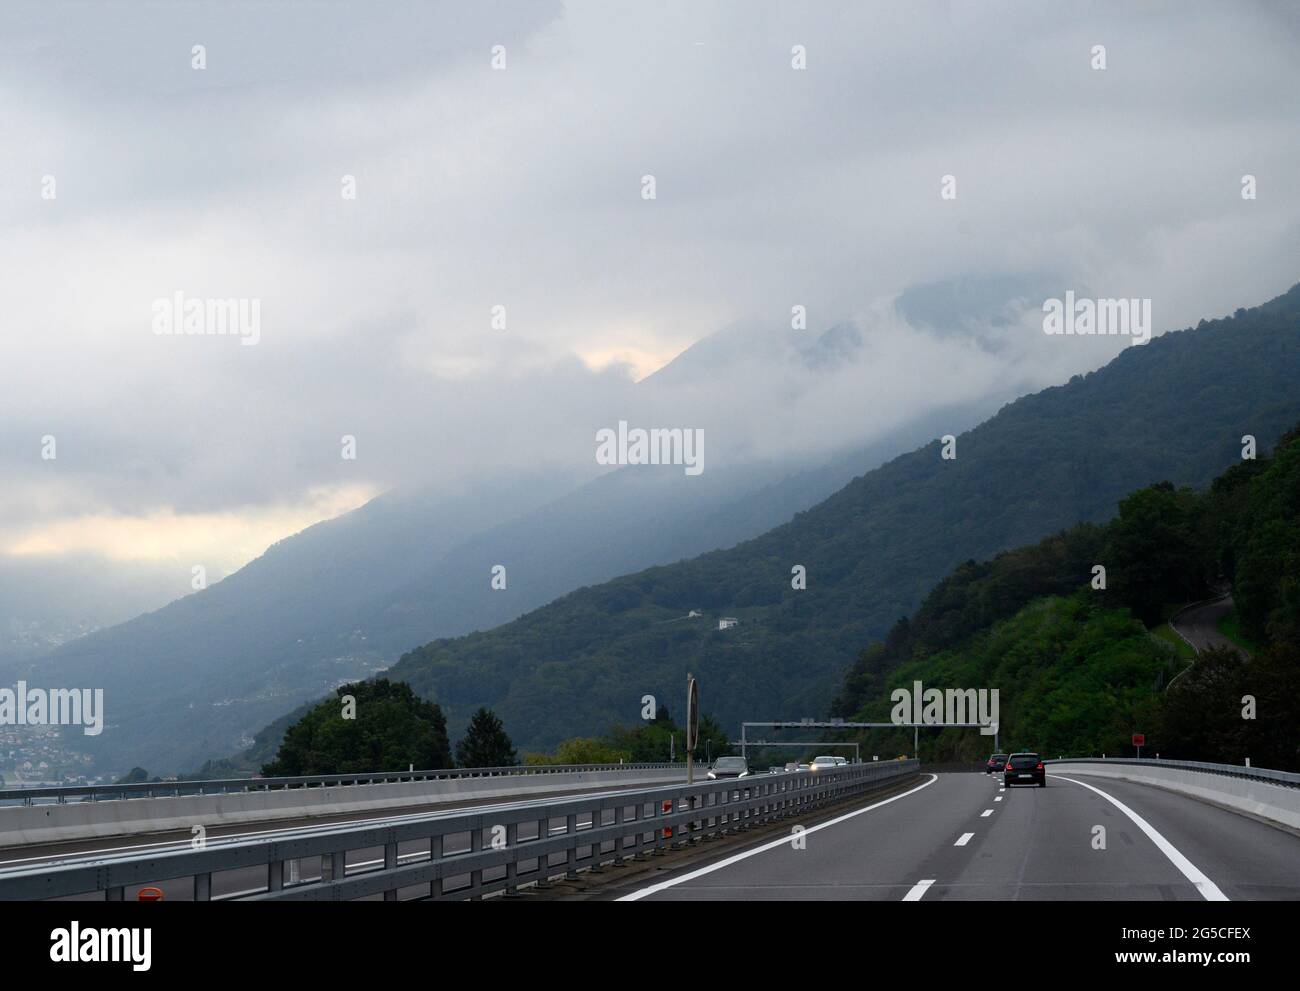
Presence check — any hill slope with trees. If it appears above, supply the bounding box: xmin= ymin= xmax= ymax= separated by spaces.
xmin=833 ymin=424 xmax=1300 ymax=769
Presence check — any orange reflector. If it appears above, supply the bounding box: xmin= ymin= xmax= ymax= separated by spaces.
xmin=137 ymin=887 xmax=164 ymax=902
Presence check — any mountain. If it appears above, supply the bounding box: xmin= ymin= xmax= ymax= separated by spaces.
xmin=386 ymin=283 xmax=1300 ymax=751
xmin=11 ymin=468 xmax=588 ymax=773
xmin=20 ymin=341 xmax=1008 ymax=775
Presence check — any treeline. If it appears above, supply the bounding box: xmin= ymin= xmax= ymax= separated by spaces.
xmin=521 ymin=707 xmax=732 ymax=765
xmin=832 ymin=426 xmax=1300 ymax=770
xmin=256 ymin=679 xmax=731 ymax=775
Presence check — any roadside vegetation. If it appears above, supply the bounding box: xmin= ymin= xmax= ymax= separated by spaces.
xmin=833 ymin=426 xmax=1300 ymax=770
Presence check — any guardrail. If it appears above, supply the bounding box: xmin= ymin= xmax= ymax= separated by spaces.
xmin=1044 ymin=756 xmax=1299 ymax=788
xmin=0 ymin=762 xmax=677 ymax=806
xmin=0 ymin=760 xmax=919 ymax=901
xmin=1045 ymin=756 xmax=1300 ymax=832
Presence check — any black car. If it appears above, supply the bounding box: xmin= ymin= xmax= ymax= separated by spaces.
xmin=707 ymin=756 xmax=750 ymax=780
xmin=985 ymin=753 xmax=1008 ymax=774
xmin=1003 ymin=752 xmax=1045 ymax=787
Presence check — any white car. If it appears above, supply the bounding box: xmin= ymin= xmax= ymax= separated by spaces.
xmin=810 ymin=756 xmax=841 ymax=771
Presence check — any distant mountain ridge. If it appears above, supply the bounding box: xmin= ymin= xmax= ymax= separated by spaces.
xmin=386 ymin=283 xmax=1300 ymax=753
xmin=19 ymin=341 xmax=1007 ymax=775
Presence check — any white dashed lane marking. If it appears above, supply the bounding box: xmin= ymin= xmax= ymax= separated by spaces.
xmin=903 ymin=879 xmax=935 ymax=901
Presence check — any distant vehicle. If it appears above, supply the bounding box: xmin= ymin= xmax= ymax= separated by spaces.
xmin=796 ymin=763 xmax=811 ymax=771
xmin=707 ymin=756 xmax=750 ymax=780
xmin=833 ymin=756 xmax=849 ymax=765
xmin=769 ymin=766 xmax=784 ymax=774
xmin=985 ymin=753 xmax=1009 ymax=774
xmin=1003 ymin=753 xmax=1045 ymax=787
xmin=810 ymin=756 xmax=841 ymax=771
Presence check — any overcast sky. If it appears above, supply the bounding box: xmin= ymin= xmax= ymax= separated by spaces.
xmin=2 ymin=0 xmax=1298 ymax=583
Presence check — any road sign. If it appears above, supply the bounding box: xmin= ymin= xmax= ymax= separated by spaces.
xmin=1132 ymin=733 xmax=1145 ymax=746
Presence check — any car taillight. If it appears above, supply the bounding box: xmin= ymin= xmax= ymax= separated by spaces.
xmin=1037 ymin=762 xmax=1044 ymax=770
xmin=1005 ymin=763 xmax=1013 ymax=771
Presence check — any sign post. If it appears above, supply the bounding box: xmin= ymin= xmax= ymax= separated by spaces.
xmin=1132 ymin=732 xmax=1145 ymax=759
xmin=686 ymin=674 xmax=699 ymax=785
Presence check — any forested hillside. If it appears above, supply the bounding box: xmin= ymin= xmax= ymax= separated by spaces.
xmin=833 ymin=424 xmax=1300 ymax=769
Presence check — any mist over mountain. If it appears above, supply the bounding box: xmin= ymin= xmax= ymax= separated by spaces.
xmin=0 ymin=557 xmax=186 ymax=669
xmin=15 ymin=298 xmax=1020 ymax=775
xmin=386 ymin=284 xmax=1300 ymax=753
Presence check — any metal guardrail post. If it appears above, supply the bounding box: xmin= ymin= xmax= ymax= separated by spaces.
xmin=194 ymin=872 xmax=212 ymax=901
xmin=565 ymin=814 xmax=580 ymax=874
xmin=469 ymin=825 xmax=483 ymax=892
xmin=383 ymin=842 xmax=398 ymax=901
xmin=503 ymin=823 xmax=519 ymax=893
xmin=532 ymin=819 xmax=553 ymax=885
xmin=588 ymin=809 xmax=607 ymax=872
xmin=268 ymin=859 xmax=284 ymax=892
xmin=429 ymin=836 xmax=442 ymax=898
xmin=612 ymin=805 xmax=627 ymax=863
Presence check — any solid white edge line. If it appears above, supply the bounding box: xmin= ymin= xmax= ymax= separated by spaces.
xmin=954 ymin=832 xmax=974 ymax=846
xmin=903 ymin=879 xmax=935 ymax=901
xmin=615 ymin=773 xmax=939 ymax=901
xmin=1055 ymin=775 xmax=1228 ymax=901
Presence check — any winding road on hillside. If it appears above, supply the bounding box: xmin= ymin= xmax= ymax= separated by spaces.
xmin=1170 ymin=594 xmax=1250 ymax=659
xmin=609 ymin=771 xmax=1300 ymax=901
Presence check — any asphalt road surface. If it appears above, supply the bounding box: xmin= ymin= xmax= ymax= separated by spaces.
xmin=611 ymin=771 xmax=1300 ymax=901
xmin=1170 ymin=594 xmax=1249 ymax=658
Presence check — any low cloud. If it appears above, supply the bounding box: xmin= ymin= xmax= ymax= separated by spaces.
xmin=2 ymin=0 xmax=1298 ymax=583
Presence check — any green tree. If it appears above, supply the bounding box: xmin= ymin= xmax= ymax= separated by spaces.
xmin=262 ymin=678 xmax=451 ymax=776
xmin=696 ymin=714 xmax=733 ymax=762
xmin=1102 ymin=483 xmax=1205 ymax=624
xmin=523 ymin=737 xmax=631 ymax=765
xmin=455 ymin=707 xmax=518 ymax=768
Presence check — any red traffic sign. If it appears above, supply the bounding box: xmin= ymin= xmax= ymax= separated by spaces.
xmin=1132 ymin=733 xmax=1145 ymax=747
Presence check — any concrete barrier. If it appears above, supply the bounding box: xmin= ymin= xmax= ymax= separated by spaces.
xmin=0 ymin=766 xmax=691 ymax=849
xmin=1049 ymin=760 xmax=1300 ymax=831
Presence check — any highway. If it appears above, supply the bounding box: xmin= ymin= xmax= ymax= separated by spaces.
xmin=611 ymin=771 xmax=1300 ymax=901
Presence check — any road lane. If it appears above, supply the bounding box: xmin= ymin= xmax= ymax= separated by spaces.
xmin=1170 ymin=594 xmax=1248 ymax=658
xmin=924 ymin=773 xmax=1209 ymax=900
xmin=1059 ymin=773 xmax=1300 ymax=900
xmin=617 ymin=772 xmax=986 ymax=901
xmin=617 ymin=771 xmax=1300 ymax=901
